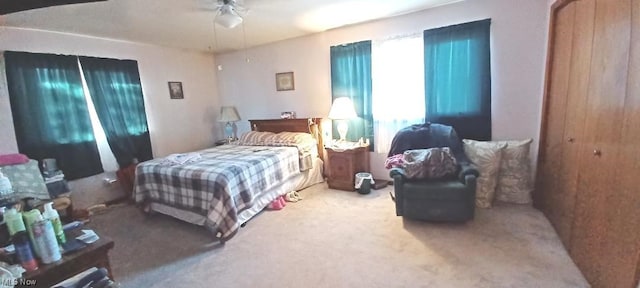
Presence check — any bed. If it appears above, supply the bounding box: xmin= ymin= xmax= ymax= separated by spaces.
xmin=133 ymin=118 xmax=325 ymax=242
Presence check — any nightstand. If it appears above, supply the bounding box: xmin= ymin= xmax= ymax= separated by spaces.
xmin=326 ymin=145 xmax=370 ymax=191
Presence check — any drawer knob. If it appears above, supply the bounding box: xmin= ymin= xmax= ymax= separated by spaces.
xmin=593 ymin=149 xmax=602 ymax=157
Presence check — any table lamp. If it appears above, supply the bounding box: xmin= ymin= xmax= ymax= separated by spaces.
xmin=328 ymin=97 xmax=357 ymax=142
xmin=218 ymin=106 xmax=241 ymax=142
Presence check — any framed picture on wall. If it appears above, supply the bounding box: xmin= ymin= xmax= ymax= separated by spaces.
xmin=168 ymin=81 xmax=184 ymax=99
xmin=275 ymin=72 xmax=294 ymax=91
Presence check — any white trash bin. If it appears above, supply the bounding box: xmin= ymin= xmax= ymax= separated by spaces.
xmin=354 ymin=173 xmax=374 ymax=194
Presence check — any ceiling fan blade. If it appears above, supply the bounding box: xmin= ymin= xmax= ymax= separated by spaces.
xmin=0 ymin=0 xmax=108 ymax=15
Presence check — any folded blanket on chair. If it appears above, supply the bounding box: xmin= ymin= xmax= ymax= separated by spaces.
xmin=402 ymin=147 xmax=457 ymax=180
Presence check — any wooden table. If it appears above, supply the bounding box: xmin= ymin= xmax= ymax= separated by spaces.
xmin=18 ymin=236 xmax=115 ymax=288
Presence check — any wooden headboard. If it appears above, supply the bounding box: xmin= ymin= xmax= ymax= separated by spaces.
xmin=248 ymin=118 xmax=324 ymax=161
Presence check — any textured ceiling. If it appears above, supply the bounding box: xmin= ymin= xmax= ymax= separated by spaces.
xmin=0 ymin=0 xmax=463 ymax=53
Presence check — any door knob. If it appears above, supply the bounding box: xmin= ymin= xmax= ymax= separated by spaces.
xmin=593 ymin=149 xmax=602 ymax=157
xmin=567 ymin=137 xmax=575 ymax=143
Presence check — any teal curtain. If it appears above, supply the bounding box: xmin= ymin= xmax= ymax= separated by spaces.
xmin=424 ymin=19 xmax=492 ymax=140
xmin=4 ymin=51 xmax=103 ymax=180
xmin=79 ymin=56 xmax=152 ymax=168
xmin=330 ymin=41 xmax=374 ymax=150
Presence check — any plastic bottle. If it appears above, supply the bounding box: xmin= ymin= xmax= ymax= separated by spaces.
xmin=4 ymin=208 xmax=26 ymax=236
xmin=22 ymin=209 xmax=43 ymax=258
xmin=0 ymin=170 xmax=12 ymax=196
xmin=12 ymin=231 xmax=38 ymax=271
xmin=32 ymin=219 xmax=61 ymax=264
xmin=43 ymin=202 xmax=66 ymax=245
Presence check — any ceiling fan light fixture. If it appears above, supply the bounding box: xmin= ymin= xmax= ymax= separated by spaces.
xmin=215 ymin=5 xmax=243 ymax=29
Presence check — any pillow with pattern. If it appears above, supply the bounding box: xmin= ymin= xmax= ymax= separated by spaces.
xmin=238 ymin=131 xmax=315 ymax=146
xmin=236 ymin=131 xmax=317 ymax=154
xmin=493 ymin=139 xmax=533 ymax=204
xmin=237 ymin=131 xmax=276 ymax=145
xmin=463 ymin=139 xmax=507 ymax=208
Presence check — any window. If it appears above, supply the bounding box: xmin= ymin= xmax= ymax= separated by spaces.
xmin=79 ymin=65 xmax=119 ymax=172
xmin=424 ymin=19 xmax=492 ymax=141
xmin=79 ymin=56 xmax=152 ymax=168
xmin=5 ymin=52 xmax=104 ymax=179
xmin=4 ymin=51 xmax=152 ymax=180
xmin=371 ymin=34 xmax=425 ymax=153
xmin=330 ymin=19 xmax=492 ymax=153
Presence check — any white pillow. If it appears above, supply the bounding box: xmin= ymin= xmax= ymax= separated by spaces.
xmin=237 ymin=131 xmax=276 ymax=144
xmin=493 ymin=139 xmax=533 ymax=204
xmin=463 ymin=140 xmax=506 ymax=208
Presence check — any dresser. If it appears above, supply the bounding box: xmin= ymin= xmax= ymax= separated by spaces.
xmin=325 ymin=145 xmax=370 ymax=191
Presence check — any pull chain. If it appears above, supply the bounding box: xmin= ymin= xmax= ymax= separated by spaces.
xmin=242 ymin=20 xmax=249 ymax=63
xmin=213 ymin=15 xmax=219 ymax=53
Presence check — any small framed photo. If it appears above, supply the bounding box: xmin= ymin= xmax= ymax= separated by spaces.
xmin=275 ymin=72 xmax=294 ymax=91
xmin=168 ymin=82 xmax=184 ymax=99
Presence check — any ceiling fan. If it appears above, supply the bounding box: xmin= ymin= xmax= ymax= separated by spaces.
xmin=0 ymin=0 xmax=107 ymax=15
xmin=213 ymin=0 xmax=247 ymax=29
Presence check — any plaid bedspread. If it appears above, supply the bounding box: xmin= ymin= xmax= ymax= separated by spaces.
xmin=133 ymin=145 xmax=300 ymax=241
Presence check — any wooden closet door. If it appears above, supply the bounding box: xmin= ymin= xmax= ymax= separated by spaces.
xmin=553 ymin=0 xmax=596 ymax=247
xmin=536 ymin=1 xmax=575 ymax=241
xmin=570 ymin=0 xmax=632 ymax=286
xmin=603 ymin=0 xmax=640 ymax=286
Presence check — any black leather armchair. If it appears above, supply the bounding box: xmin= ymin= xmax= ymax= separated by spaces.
xmin=388 ymin=123 xmax=479 ymax=222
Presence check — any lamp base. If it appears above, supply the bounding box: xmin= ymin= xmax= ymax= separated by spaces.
xmin=224 ymin=122 xmax=234 ymax=142
xmin=337 ymin=120 xmax=348 ymax=142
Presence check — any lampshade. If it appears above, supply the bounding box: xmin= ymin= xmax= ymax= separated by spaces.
xmin=216 ymin=6 xmax=243 ymax=29
xmin=328 ymin=97 xmax=357 ymax=120
xmin=218 ymin=106 xmax=241 ymax=122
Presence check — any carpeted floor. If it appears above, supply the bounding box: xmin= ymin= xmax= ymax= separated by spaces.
xmin=87 ymin=184 xmax=589 ymax=288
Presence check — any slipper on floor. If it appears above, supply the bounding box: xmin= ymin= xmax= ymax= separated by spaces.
xmin=284 ymin=192 xmax=299 ymax=202
xmin=267 ymin=198 xmax=284 ymax=210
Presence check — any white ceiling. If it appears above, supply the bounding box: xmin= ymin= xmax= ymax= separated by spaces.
xmin=0 ymin=0 xmax=463 ymax=53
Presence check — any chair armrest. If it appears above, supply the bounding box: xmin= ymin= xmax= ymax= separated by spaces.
xmin=458 ymin=162 xmax=479 ymax=183
xmin=389 ymin=168 xmax=406 ymax=216
xmin=463 ymin=173 xmax=477 ymax=187
xmin=389 ymin=167 xmax=408 ymax=180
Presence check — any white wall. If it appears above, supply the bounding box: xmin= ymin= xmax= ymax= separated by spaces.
xmin=215 ymin=0 xmax=549 ymax=180
xmin=0 ymin=27 xmax=220 ymax=206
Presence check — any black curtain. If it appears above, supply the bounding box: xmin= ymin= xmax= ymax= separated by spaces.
xmin=424 ymin=19 xmax=492 ymax=141
xmin=79 ymin=56 xmax=152 ymax=167
xmin=4 ymin=51 xmax=103 ymax=179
